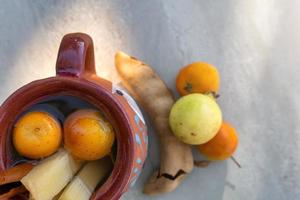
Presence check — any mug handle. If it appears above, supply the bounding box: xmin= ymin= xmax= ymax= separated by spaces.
xmin=56 ymin=33 xmax=96 ymax=77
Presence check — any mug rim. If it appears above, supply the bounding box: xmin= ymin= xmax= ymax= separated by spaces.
xmin=0 ymin=76 xmax=135 ymax=200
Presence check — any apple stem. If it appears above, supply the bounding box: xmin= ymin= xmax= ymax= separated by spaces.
xmin=205 ymin=91 xmax=220 ymax=99
xmin=212 ymin=92 xmax=220 ymax=99
xmin=231 ymin=156 xmax=241 ymax=168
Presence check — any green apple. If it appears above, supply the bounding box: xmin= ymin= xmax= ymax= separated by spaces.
xmin=169 ymin=93 xmax=222 ymax=145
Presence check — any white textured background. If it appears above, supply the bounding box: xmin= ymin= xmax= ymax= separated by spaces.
xmin=1 ymin=1 xmax=300 ymax=200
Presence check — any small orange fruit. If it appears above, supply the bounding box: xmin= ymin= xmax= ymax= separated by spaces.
xmin=197 ymin=122 xmax=238 ymax=160
xmin=13 ymin=111 xmax=62 ymax=159
xmin=176 ymin=62 xmax=220 ymax=96
xmin=64 ymin=109 xmax=115 ymax=161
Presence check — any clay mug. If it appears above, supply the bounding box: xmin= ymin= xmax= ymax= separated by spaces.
xmin=0 ymin=33 xmax=148 ymax=200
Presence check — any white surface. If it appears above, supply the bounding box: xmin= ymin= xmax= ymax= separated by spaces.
xmin=1 ymin=1 xmax=300 ymax=200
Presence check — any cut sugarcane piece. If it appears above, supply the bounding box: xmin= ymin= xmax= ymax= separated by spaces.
xmin=29 ymin=193 xmax=62 ymax=200
xmin=21 ymin=149 xmax=84 ymax=200
xmin=58 ymin=157 xmax=112 ymax=200
xmin=29 ymin=189 xmax=62 ymax=200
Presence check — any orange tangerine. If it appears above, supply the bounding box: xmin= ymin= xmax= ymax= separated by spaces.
xmin=197 ymin=122 xmax=238 ymax=160
xmin=176 ymin=62 xmax=220 ymax=96
xmin=13 ymin=111 xmax=62 ymax=159
xmin=64 ymin=109 xmax=115 ymax=161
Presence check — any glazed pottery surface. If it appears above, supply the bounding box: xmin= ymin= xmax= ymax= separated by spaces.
xmin=0 ymin=33 xmax=148 ymax=200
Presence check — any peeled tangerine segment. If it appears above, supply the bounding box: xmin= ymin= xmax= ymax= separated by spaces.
xmin=21 ymin=149 xmax=83 ymax=200
xmin=58 ymin=157 xmax=112 ymax=200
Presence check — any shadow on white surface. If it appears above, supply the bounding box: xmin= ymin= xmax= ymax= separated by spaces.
xmin=1 ymin=0 xmax=300 ymax=200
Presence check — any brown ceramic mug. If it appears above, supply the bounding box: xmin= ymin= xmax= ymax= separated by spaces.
xmin=0 ymin=33 xmax=148 ymax=200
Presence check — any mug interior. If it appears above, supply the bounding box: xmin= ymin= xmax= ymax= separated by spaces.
xmin=0 ymin=76 xmax=135 ymax=200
